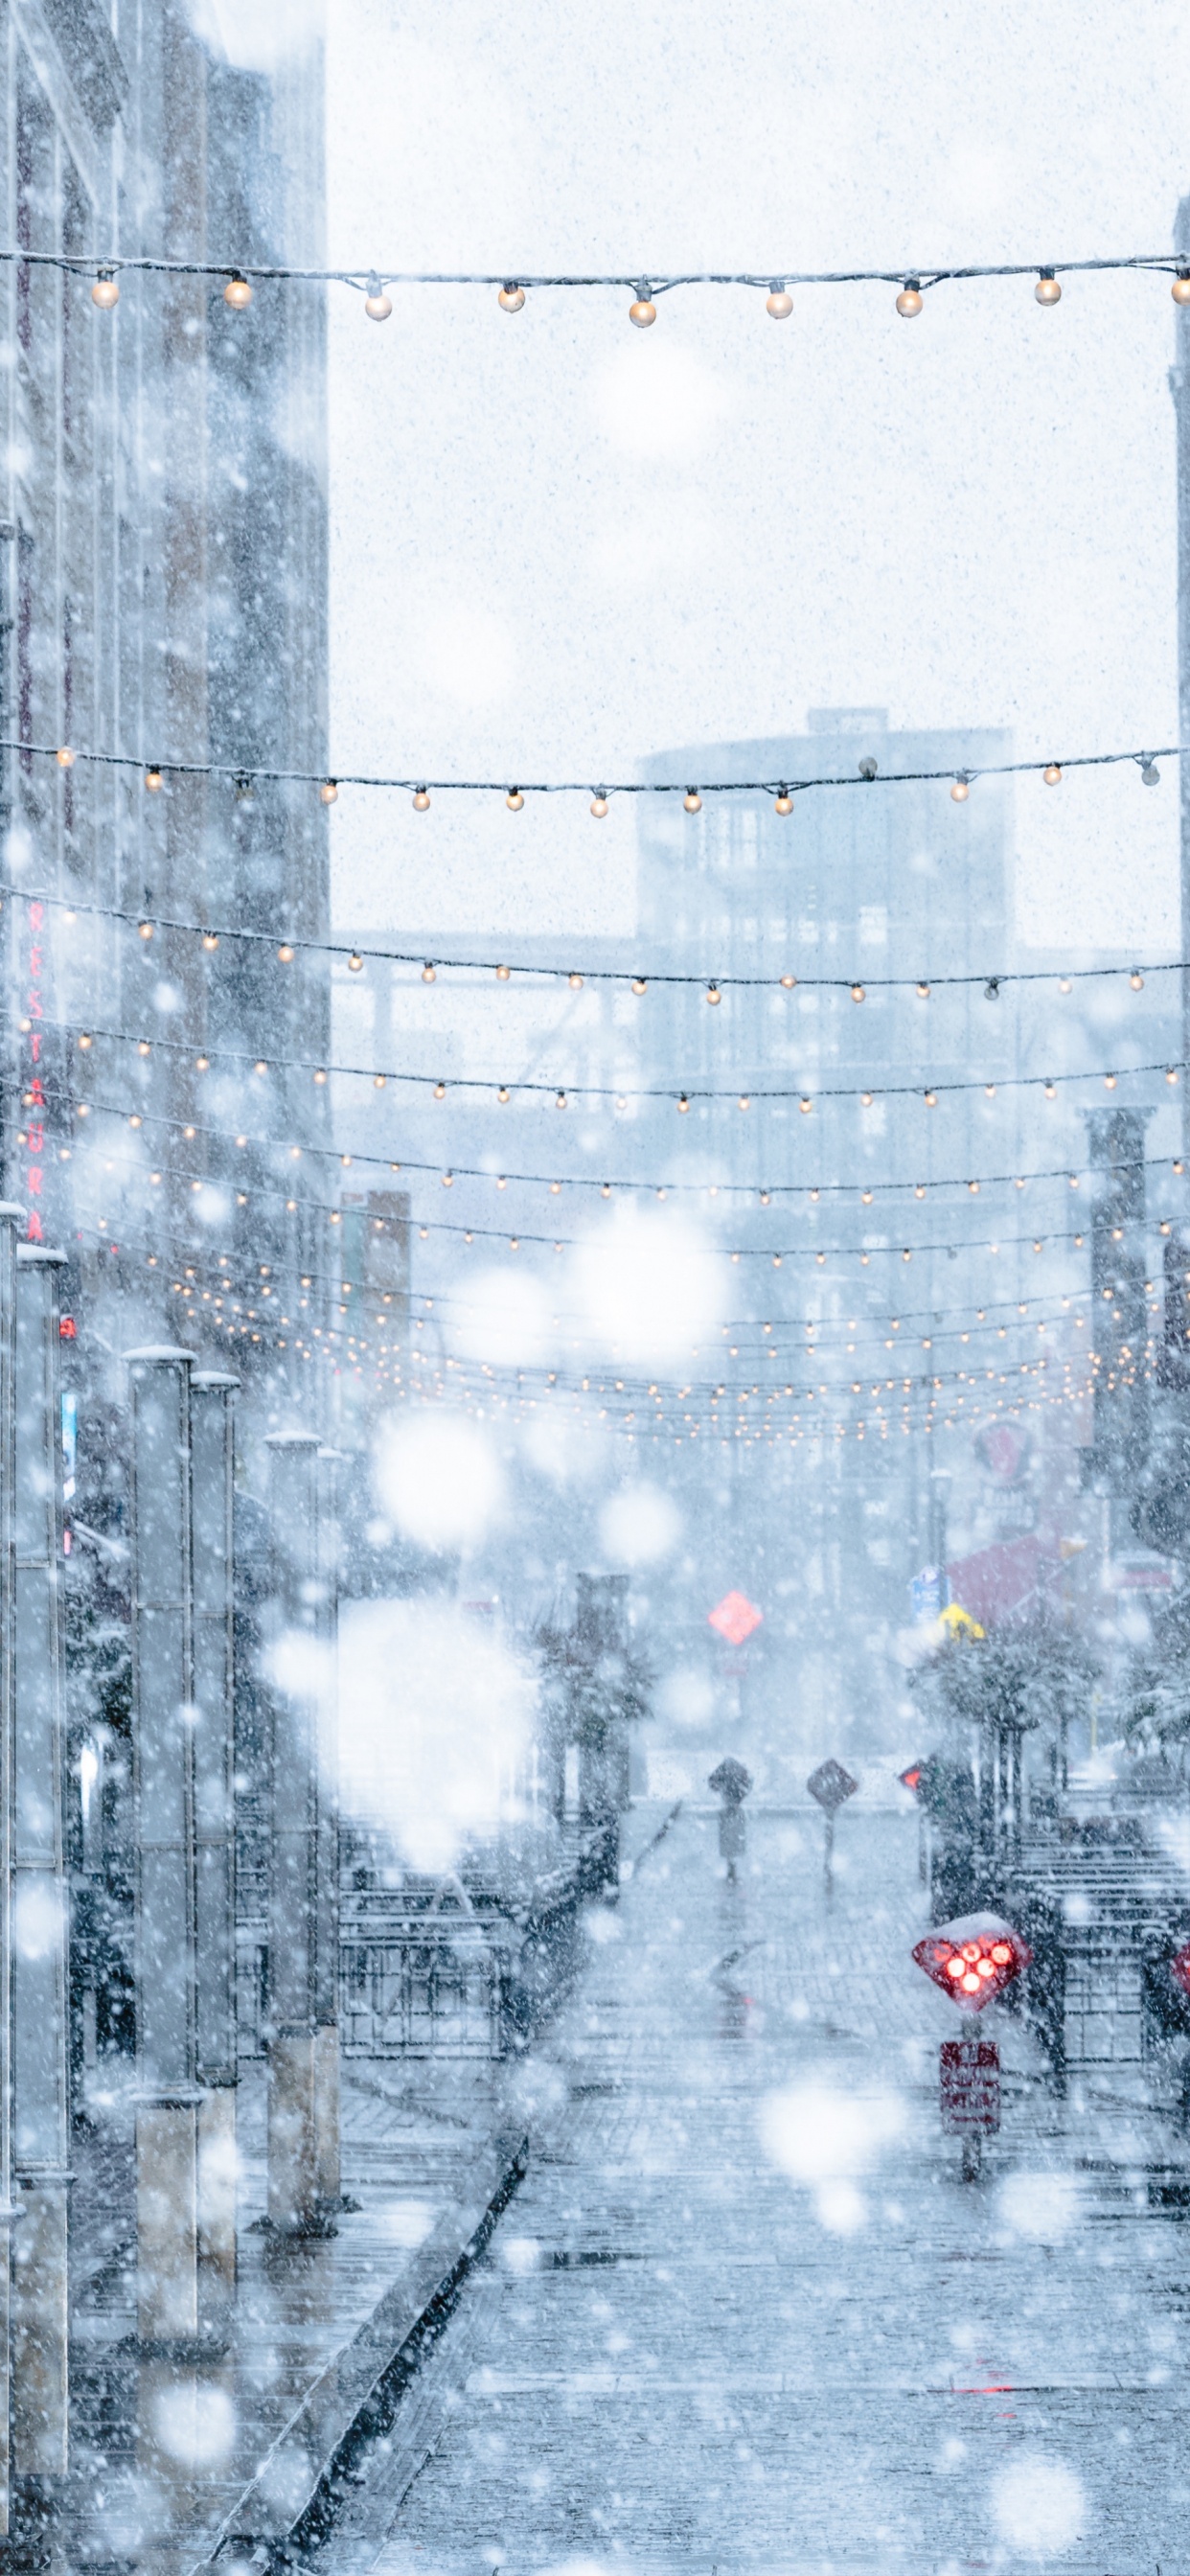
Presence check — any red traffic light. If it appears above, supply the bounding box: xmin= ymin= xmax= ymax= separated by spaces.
xmin=1171 ymin=1942 xmax=1190 ymax=1998
xmin=912 ymin=1912 xmax=1032 ymax=2012
xmin=899 ymin=1761 xmax=925 ymax=1798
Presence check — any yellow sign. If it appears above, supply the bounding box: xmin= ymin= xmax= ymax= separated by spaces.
xmin=939 ymin=1600 xmax=985 ymax=1640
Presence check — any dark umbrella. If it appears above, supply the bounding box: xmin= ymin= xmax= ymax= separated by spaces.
xmin=708 ymin=1757 xmax=752 ymax=1805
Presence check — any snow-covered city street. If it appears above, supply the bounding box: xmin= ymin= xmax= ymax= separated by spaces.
xmin=315 ymin=1802 xmax=1190 ymax=2575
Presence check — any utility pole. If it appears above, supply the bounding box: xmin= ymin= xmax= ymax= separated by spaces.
xmin=11 ymin=1246 xmax=71 ymax=2472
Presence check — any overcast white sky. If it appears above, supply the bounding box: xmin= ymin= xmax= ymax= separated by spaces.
xmin=321 ymin=0 xmax=1190 ymax=954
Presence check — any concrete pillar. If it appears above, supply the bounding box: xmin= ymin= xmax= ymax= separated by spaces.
xmin=190 ymin=1374 xmax=239 ymax=2283
xmin=314 ymin=1447 xmax=340 ymax=2205
xmin=265 ymin=1434 xmax=338 ymax=2233
xmin=126 ymin=1347 xmax=200 ymax=2344
xmin=11 ymin=1247 xmax=71 ymax=2474
xmin=0 ymin=1206 xmax=25 ymax=2531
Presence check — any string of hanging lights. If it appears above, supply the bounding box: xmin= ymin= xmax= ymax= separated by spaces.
xmin=13 ymin=734 xmax=1181 ymax=817
xmin=7 ymin=880 xmax=1187 ymax=1003
xmin=59 ymin=1090 xmax=1182 ymax=1259
xmin=60 ymin=1066 xmax=1190 ymax=1215
xmin=59 ymin=1010 xmax=1190 ymax=1118
xmin=11 ymin=244 xmax=1187 ymax=317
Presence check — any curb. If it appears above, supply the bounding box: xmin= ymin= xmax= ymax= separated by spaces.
xmin=207 ymin=2135 xmax=529 ymax=2570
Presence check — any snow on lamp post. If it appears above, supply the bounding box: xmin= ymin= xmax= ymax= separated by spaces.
xmin=10 ymin=1247 xmax=71 ymax=2470
xmin=913 ymin=1911 xmax=1032 ymax=2180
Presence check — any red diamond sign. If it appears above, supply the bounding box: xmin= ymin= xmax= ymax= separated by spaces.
xmin=913 ymin=1912 xmax=1032 ymax=2013
xmin=708 ymin=1590 xmax=763 ymax=1646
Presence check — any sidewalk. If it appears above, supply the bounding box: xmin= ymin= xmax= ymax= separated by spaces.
xmin=317 ymin=1800 xmax=1190 ymax=2576
xmin=51 ymin=2057 xmax=524 ymax=2576
xmin=35 ymin=1807 xmax=678 ymax=2576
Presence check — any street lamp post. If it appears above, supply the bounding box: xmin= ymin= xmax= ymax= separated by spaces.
xmin=265 ymin=1434 xmax=339 ymax=2234
xmin=0 ymin=1205 xmax=25 ymax=2530
xmin=190 ymin=1373 xmax=240 ymax=2286
xmin=11 ymin=1246 xmax=71 ymax=2472
xmin=126 ymin=1346 xmax=201 ymax=2343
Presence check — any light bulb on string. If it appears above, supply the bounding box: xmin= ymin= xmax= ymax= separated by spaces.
xmin=320 ymin=779 xmax=338 ymax=805
xmin=497 ymin=1086 xmax=510 ymax=1103
xmin=348 ymin=952 xmax=363 ymax=973
xmin=683 ymin=789 xmax=702 ymax=814
xmin=767 ymin=284 xmax=793 ymax=319
xmin=278 ymin=943 xmax=294 ymax=962
xmin=412 ymin=788 xmax=430 ymax=811
xmin=92 ymin=271 xmax=119 ymax=309
xmin=422 ymin=961 xmax=436 ymax=982
xmin=773 ymin=787 xmax=792 ymax=816
xmin=590 ymin=794 xmax=608 ymax=817
xmin=799 ymin=1096 xmax=812 ymax=1116
xmin=364 ymin=277 xmax=393 ymax=320
xmin=568 ymin=972 xmax=583 ymax=989
xmin=78 ymin=1032 xmax=92 ymax=1051
xmin=498 ymin=283 xmax=526 ymax=311
xmin=950 ymin=773 xmax=970 ymax=802
xmin=631 ymin=977 xmax=647 ymax=997
xmin=1035 ymin=269 xmax=1062 ymax=305
xmin=916 ymin=980 xmax=930 ymax=999
xmin=896 ymin=280 xmax=923 ymax=316
xmin=139 ymin=920 xmax=155 ymax=942
xmin=57 ymin=746 xmax=75 ymax=770
xmin=1141 ymin=757 xmax=1160 ymax=785
xmin=506 ymin=787 xmax=524 ymax=811
xmin=224 ymin=273 xmax=252 ymax=309
xmin=495 ymin=963 xmax=510 ymax=981
xmin=201 ymin=931 xmax=217 ymax=951
xmin=1167 ymin=1068 xmax=1179 ymax=1085
xmin=433 ymin=1081 xmax=446 ymax=1099
xmin=144 ymin=766 xmax=163 ymax=793
xmin=629 ymin=285 xmax=656 ymax=327
xmin=780 ymin=974 xmax=796 ymax=989
xmin=850 ymin=983 xmax=865 ymax=1003
xmin=1130 ymin=969 xmax=1144 ymax=990
xmin=1175 ymin=272 xmax=1190 ymax=306
xmin=706 ymin=982 xmax=721 ymax=1005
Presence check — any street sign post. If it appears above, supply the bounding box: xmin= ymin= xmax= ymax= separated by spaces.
xmin=912 ymin=1911 xmax=1032 ymax=2179
xmin=807 ymin=1760 xmax=858 ymax=1905
xmin=940 ymin=2039 xmax=1000 ymax=2137
xmin=899 ymin=1760 xmax=928 ymax=1882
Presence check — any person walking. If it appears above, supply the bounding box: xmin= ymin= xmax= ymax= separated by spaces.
xmin=708 ymin=1756 xmax=752 ymax=1882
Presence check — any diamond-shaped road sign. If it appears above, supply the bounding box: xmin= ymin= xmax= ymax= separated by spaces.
xmin=913 ymin=1912 xmax=1032 ymax=2013
xmin=707 ymin=1590 xmax=763 ymax=1646
xmin=807 ymin=1759 xmax=858 ymax=1812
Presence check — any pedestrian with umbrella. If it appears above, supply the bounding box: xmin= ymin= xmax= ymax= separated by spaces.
xmin=708 ymin=1756 xmax=752 ymax=1882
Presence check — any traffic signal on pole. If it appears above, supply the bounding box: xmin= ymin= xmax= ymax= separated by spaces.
xmin=912 ymin=1912 xmax=1032 ymax=2012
